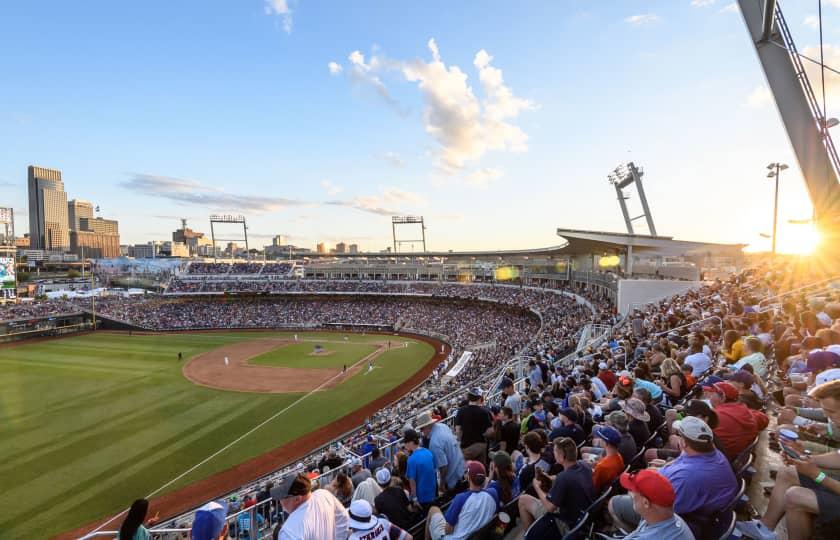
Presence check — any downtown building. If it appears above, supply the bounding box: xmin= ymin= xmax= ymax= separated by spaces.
xmin=27 ymin=166 xmax=69 ymax=251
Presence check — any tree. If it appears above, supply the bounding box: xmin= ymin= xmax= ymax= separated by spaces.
xmin=67 ymin=269 xmax=81 ymax=278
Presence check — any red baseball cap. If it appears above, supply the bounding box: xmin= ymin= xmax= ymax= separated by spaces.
xmin=620 ymin=470 xmax=675 ymax=507
xmin=466 ymin=460 xmax=487 ymax=483
xmin=712 ymin=382 xmax=739 ymax=401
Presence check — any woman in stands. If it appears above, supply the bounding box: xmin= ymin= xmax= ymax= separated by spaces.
xmin=117 ymin=499 xmax=158 ymax=540
xmin=658 ymin=358 xmax=687 ymax=404
xmin=325 ymin=472 xmax=353 ymax=508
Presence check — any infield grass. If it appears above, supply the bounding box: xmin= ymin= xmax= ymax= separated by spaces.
xmin=0 ymin=331 xmax=433 ymax=539
xmin=249 ymin=341 xmax=379 ymax=369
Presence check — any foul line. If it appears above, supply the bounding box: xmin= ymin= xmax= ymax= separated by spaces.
xmin=83 ymin=355 xmax=373 ymax=536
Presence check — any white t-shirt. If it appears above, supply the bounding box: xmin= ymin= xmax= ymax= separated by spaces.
xmin=733 ymin=352 xmax=768 ymax=378
xmin=349 ymin=518 xmax=408 ymax=540
xmin=591 ymin=376 xmax=608 ymax=400
xmin=684 ymin=352 xmax=711 ymax=377
xmin=279 ymin=489 xmax=350 ymax=540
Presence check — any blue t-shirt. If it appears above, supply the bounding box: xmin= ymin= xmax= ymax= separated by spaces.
xmin=661 ymin=449 xmax=737 ymax=515
xmin=406 ymin=447 xmax=437 ymax=504
xmin=634 ymin=378 xmax=663 ymax=400
xmin=429 ymin=423 xmax=467 ymax=490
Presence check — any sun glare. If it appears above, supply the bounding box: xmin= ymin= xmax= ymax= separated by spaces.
xmin=776 ymin=224 xmax=822 ymax=255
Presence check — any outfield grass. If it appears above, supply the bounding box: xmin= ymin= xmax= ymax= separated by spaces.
xmin=0 ymin=331 xmax=434 ymax=539
xmin=249 ymin=341 xmax=380 ymax=369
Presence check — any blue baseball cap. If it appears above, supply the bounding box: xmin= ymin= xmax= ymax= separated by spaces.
xmin=593 ymin=425 xmax=622 ymax=446
xmin=191 ymin=501 xmax=228 ymax=540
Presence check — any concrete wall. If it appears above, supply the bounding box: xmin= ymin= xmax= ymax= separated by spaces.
xmin=617 ymin=279 xmax=701 ymax=315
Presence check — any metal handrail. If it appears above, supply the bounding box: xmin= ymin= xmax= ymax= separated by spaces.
xmin=757 ymin=274 xmax=840 ymax=307
xmin=653 ymin=315 xmax=723 ymax=338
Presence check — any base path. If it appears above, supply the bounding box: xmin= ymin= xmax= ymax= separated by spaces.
xmin=182 ymin=338 xmax=386 ymax=393
xmin=59 ymin=330 xmax=449 ymax=540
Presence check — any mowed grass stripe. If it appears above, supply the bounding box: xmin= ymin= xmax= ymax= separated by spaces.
xmin=0 ymin=332 xmax=433 ymax=538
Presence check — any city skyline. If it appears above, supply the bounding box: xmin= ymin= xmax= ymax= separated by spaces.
xmin=1 ymin=1 xmax=837 ymax=255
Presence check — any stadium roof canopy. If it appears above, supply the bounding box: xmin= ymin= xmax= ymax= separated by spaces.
xmin=553 ymin=228 xmax=747 ymax=256
xmin=302 ymin=228 xmax=744 ymax=262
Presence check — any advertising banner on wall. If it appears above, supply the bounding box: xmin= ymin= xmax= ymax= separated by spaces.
xmin=0 ymin=257 xmax=16 ymax=299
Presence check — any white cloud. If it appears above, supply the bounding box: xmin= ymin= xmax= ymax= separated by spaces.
xmin=321 ymin=180 xmax=343 ymax=196
xmin=624 ymin=14 xmax=661 ymax=26
xmin=122 ymin=173 xmax=306 ymax=213
xmin=328 ymin=61 xmax=342 ymax=75
xmin=745 ymin=85 xmax=773 ymax=109
xmin=719 ymin=3 xmax=738 ymax=14
xmin=464 ymin=167 xmax=504 ymax=187
xmin=804 ymin=16 xmax=819 ymax=29
xmin=402 ymin=39 xmax=534 ymax=173
xmin=691 ymin=0 xmax=715 ymax=7
xmin=326 ymin=187 xmax=425 ymax=216
xmin=331 ymin=40 xmax=533 ymax=177
xmin=265 ymin=0 xmax=293 ymax=34
xmin=344 ymin=49 xmax=403 ymax=113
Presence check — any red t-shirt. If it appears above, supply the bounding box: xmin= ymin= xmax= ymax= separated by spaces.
xmin=713 ymin=402 xmax=768 ymax=461
xmin=598 ymin=371 xmax=617 ymax=391
xmin=592 ymin=453 xmax=625 ymax=492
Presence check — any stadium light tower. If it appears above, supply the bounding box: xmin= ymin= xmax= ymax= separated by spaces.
xmin=766 ymin=162 xmax=789 ymax=255
xmin=392 ymin=216 xmax=427 ymax=253
xmin=607 ymin=162 xmax=657 ymax=236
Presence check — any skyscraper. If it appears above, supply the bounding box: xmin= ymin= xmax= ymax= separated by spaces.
xmin=68 ymin=199 xmax=94 ymax=231
xmin=28 ymin=166 xmax=69 ymax=251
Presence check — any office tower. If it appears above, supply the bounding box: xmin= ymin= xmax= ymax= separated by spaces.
xmin=68 ymin=199 xmax=94 ymax=231
xmin=28 ymin=166 xmax=69 ymax=251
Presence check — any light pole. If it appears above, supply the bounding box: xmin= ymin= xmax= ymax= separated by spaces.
xmin=766 ymin=162 xmax=788 ymax=255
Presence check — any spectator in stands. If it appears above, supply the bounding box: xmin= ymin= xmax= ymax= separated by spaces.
xmin=618 ymin=470 xmax=695 ymax=540
xmin=608 ymin=410 xmax=638 ymax=466
xmin=347 ymin=499 xmax=412 ymax=540
xmin=733 ymin=336 xmax=769 ymax=377
xmin=271 ymin=473 xmax=349 ymax=540
xmin=610 ymin=417 xmax=737 ymax=531
xmin=403 ymin=429 xmax=437 ymax=508
xmin=683 ymin=342 xmax=711 ymax=378
xmin=190 ymin=501 xmax=229 ymax=540
xmin=722 ymin=330 xmax=745 ymax=364
xmin=374 ymin=469 xmax=418 ymax=532
xmin=486 ymin=450 xmax=519 ymax=506
xmin=599 ymin=362 xmax=617 ymax=391
xmin=528 ymin=360 xmax=543 ymax=388
xmin=495 ymin=406 xmax=520 ymax=454
xmin=416 ymin=411 xmax=467 ymax=495
xmin=425 ymin=461 xmax=498 ymax=540
xmin=548 ymin=407 xmax=585 ymax=444
xmin=738 ymin=379 xmax=840 ymax=540
xmin=326 ymin=472 xmax=354 ymax=508
xmin=454 ymin=388 xmax=493 ymax=463
xmin=590 ymin=425 xmax=625 ymax=492
xmin=622 ymin=398 xmax=651 ymax=449
xmin=501 ymin=378 xmax=522 ymax=419
xmin=117 ymin=499 xmax=159 ymax=540
xmin=705 ymin=381 xmax=768 ymax=461
xmin=520 ymin=437 xmax=594 ymax=533
xmin=368 ymin=447 xmax=388 ymax=473
xmin=518 ymin=431 xmax=551 ymax=498
xmin=350 ymin=459 xmax=371 ymax=487
xmin=647 ymin=400 xmax=723 ymax=462
xmin=657 ymin=359 xmax=688 ymax=403
xmin=681 ymin=364 xmax=696 ymax=390
xmin=633 ymin=388 xmax=664 ymax=435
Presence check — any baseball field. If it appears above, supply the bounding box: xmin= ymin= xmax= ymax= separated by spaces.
xmin=0 ymin=330 xmax=438 ymax=539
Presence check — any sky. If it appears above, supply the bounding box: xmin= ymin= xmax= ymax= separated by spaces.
xmin=1 ymin=0 xmax=838 ymax=254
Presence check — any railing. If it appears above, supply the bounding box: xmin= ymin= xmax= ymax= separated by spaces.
xmin=653 ymin=315 xmax=724 ymax=338
xmin=757 ymin=274 xmax=840 ymax=309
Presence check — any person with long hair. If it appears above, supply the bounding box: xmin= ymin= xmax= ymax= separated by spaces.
xmin=657 ymin=358 xmax=687 ymax=402
xmin=486 ymin=451 xmax=519 ymax=505
xmin=117 ymin=499 xmax=159 ymax=540
xmin=325 ymin=472 xmax=353 ymax=507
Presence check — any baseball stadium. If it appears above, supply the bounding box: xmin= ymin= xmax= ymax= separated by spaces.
xmin=3 ymin=2 xmax=840 ymax=540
